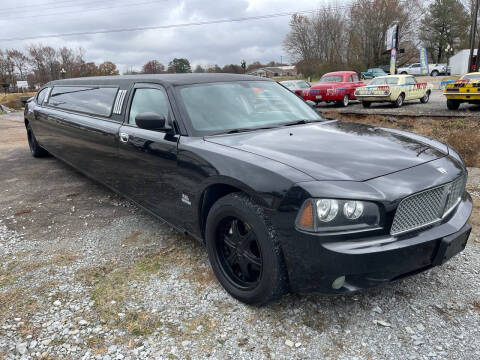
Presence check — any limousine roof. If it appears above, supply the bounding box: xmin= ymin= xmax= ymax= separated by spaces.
xmin=47 ymin=73 xmax=270 ymax=87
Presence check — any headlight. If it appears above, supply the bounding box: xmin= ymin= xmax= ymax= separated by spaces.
xmin=296 ymin=198 xmax=381 ymax=233
xmin=343 ymin=200 xmax=364 ymax=219
xmin=316 ymin=199 xmax=338 ymax=222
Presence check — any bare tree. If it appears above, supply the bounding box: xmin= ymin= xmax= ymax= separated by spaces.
xmin=142 ymin=60 xmax=165 ymax=74
xmin=283 ymin=6 xmax=349 ymax=75
xmin=7 ymin=49 xmax=29 ymax=80
xmin=98 ymin=61 xmax=119 ymax=76
xmin=349 ymin=0 xmax=420 ymax=68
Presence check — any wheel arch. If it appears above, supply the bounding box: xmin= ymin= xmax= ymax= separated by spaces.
xmin=197 ymin=177 xmax=270 ymax=240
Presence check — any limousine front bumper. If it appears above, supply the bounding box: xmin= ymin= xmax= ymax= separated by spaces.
xmin=277 ymin=191 xmax=472 ymax=294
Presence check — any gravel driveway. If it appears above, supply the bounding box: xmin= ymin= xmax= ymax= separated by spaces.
xmin=0 ymin=112 xmax=479 ymax=360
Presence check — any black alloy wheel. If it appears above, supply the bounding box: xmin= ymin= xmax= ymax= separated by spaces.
xmin=205 ymin=193 xmax=287 ymax=305
xmin=215 ymin=217 xmax=262 ymax=289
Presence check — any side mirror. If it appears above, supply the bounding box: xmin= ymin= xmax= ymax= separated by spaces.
xmin=305 ymin=100 xmax=316 ymax=108
xmin=135 ymin=112 xmax=171 ymax=131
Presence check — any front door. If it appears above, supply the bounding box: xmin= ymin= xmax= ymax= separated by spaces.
xmin=116 ymin=83 xmax=182 ymax=224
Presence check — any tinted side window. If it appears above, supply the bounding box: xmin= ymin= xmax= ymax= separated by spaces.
xmin=48 ymin=86 xmax=117 ymax=117
xmin=129 ymin=88 xmax=170 ymax=125
xmin=352 ymin=74 xmax=359 ymax=82
xmin=36 ymin=88 xmax=49 ymax=105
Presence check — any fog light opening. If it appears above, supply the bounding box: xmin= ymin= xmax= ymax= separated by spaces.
xmin=331 ymin=276 xmax=345 ymax=290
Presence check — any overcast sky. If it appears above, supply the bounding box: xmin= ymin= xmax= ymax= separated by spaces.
xmin=0 ymin=0 xmax=329 ymax=73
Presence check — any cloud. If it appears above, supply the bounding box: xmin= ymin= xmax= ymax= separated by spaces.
xmin=0 ymin=0 xmax=322 ymax=72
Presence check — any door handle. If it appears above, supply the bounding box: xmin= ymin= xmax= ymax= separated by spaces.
xmin=119 ymin=132 xmax=129 ymax=143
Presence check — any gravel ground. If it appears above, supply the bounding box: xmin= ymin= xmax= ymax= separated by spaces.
xmin=0 ymin=112 xmax=479 ymax=360
xmin=316 ymin=89 xmax=480 ymax=118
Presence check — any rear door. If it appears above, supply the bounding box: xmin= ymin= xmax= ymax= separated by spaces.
xmin=116 ymin=83 xmax=182 ymax=224
xmin=29 ymin=87 xmax=52 ymax=147
xmin=45 ymin=85 xmax=122 ymax=186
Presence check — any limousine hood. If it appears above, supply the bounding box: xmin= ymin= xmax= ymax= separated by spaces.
xmin=205 ymin=121 xmax=447 ymax=182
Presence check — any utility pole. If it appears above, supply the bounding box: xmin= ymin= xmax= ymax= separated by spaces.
xmin=468 ymin=0 xmax=479 ymax=71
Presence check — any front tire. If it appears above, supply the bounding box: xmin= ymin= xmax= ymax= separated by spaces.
xmin=420 ymin=91 xmax=430 ymax=103
xmin=446 ymin=99 xmax=461 ymax=110
xmin=26 ymin=123 xmax=48 ymax=158
xmin=431 ymin=70 xmax=439 ymax=77
xmin=205 ymin=193 xmax=287 ymax=305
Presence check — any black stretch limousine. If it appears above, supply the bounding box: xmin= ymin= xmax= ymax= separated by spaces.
xmin=25 ymin=74 xmax=472 ymax=305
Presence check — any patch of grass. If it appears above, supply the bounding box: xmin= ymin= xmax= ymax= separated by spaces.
xmin=13 ymin=209 xmax=32 ymax=217
xmin=77 ymin=238 xmax=209 ymax=339
xmin=181 ymin=266 xmax=216 ymax=291
xmin=473 ymin=300 xmax=480 ymax=313
xmin=0 ymin=288 xmax=40 ymax=323
xmin=122 ymin=231 xmax=142 ymax=245
xmin=86 ymin=335 xmax=107 ymax=354
xmin=0 ymin=92 xmax=36 ymax=110
xmin=77 ymin=255 xmax=166 ymax=336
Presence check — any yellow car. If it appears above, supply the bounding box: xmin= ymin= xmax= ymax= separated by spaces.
xmin=443 ymin=72 xmax=480 ymax=110
xmin=354 ymin=75 xmax=432 ymax=108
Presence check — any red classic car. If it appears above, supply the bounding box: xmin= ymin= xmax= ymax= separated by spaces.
xmin=302 ymin=71 xmax=365 ymax=106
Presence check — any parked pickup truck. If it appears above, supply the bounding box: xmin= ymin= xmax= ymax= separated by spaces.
xmin=398 ymin=63 xmax=448 ymax=77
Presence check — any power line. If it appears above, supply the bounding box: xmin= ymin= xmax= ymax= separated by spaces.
xmin=3 ymin=0 xmax=119 ymax=14
xmin=1 ymin=0 xmax=167 ymax=21
xmin=2 ymin=0 xmax=166 ymax=17
xmin=0 ymin=7 xmax=358 ymax=42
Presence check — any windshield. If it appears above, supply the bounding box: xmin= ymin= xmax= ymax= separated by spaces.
xmin=462 ymin=74 xmax=480 ymax=81
xmin=369 ymin=77 xmax=399 ymax=85
xmin=280 ymin=81 xmax=294 ymax=88
xmin=179 ymin=81 xmax=323 ymax=135
xmin=297 ymin=81 xmax=310 ymax=88
xmin=320 ymin=75 xmax=342 ymax=83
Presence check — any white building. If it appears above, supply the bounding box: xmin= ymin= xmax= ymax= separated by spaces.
xmin=248 ymin=65 xmax=297 ymax=78
xmin=448 ymin=49 xmax=477 ymax=75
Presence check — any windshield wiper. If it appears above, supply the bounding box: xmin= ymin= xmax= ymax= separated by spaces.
xmin=282 ymin=119 xmax=324 ymax=126
xmin=212 ymin=126 xmax=276 ymax=135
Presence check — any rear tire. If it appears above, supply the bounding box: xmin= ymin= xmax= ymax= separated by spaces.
xmin=205 ymin=193 xmax=287 ymax=305
xmin=394 ymin=93 xmax=405 ymax=108
xmin=446 ymin=99 xmax=461 ymax=110
xmin=26 ymin=123 xmax=48 ymax=158
xmin=420 ymin=91 xmax=430 ymax=103
xmin=431 ymin=70 xmax=439 ymax=77
xmin=362 ymin=101 xmax=371 ymax=108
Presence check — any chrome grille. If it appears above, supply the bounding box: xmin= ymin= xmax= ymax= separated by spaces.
xmin=391 ymin=175 xmax=466 ymax=236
